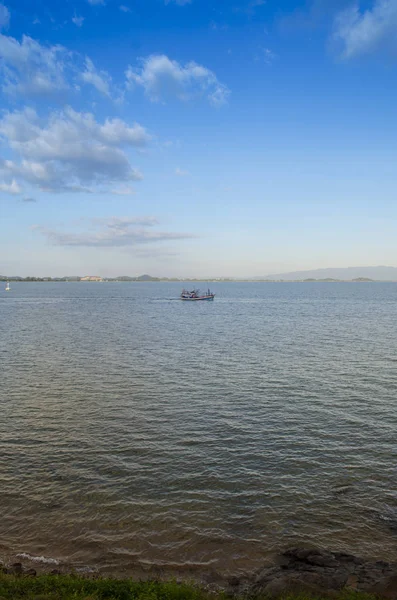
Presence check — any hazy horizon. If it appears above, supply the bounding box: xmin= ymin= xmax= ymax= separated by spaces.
xmin=1 ymin=0 xmax=396 ymax=275
xmin=3 ymin=265 xmax=397 ymax=281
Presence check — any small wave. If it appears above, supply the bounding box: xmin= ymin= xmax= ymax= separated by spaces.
xmin=75 ymin=566 xmax=98 ymax=574
xmin=16 ymin=553 xmax=60 ymax=565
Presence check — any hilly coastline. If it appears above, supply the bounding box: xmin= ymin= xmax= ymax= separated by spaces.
xmin=262 ymin=266 xmax=397 ymax=281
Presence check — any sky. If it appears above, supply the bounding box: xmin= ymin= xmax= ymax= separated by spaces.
xmin=1 ymin=0 xmax=397 ymax=277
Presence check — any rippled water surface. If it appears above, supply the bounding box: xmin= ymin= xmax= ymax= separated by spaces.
xmin=1 ymin=282 xmax=397 ymax=577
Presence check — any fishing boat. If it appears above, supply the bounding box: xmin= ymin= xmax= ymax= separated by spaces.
xmin=5 ymin=281 xmax=10 ymax=292
xmin=180 ymin=288 xmax=215 ymax=301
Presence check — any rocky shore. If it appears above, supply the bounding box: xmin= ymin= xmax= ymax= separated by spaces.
xmin=2 ymin=548 xmax=397 ymax=598
xmin=237 ymin=547 xmax=397 ymax=598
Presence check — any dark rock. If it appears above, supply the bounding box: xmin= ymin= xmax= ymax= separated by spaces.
xmin=381 ymin=574 xmax=397 ymax=599
xmin=248 ymin=547 xmax=397 ymax=599
xmin=255 ymin=565 xmax=282 ymax=583
xmin=369 ymin=574 xmax=397 ymax=599
xmin=284 ymin=548 xmax=315 ymax=561
xmin=284 ymin=548 xmax=339 ymax=568
xmin=306 ymin=553 xmax=339 ymax=568
xmin=24 ymin=568 xmax=37 ymax=577
xmin=9 ymin=563 xmax=23 ymax=575
xmin=346 ymin=574 xmax=359 ymax=590
xmin=261 ymin=574 xmax=339 ymax=598
xmin=50 ymin=569 xmax=61 ymax=575
xmin=334 ymin=551 xmax=362 ymax=565
xmin=376 ymin=561 xmax=391 ymax=570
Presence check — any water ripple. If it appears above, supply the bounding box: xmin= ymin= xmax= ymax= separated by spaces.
xmin=1 ymin=282 xmax=397 ymax=576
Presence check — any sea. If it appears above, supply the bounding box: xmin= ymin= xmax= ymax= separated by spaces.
xmin=1 ymin=281 xmax=396 ymax=578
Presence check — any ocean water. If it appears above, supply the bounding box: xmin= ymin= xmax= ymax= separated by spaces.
xmin=1 ymin=282 xmax=397 ymax=578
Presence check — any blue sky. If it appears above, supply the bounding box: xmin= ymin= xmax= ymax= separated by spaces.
xmin=1 ymin=0 xmax=397 ymax=277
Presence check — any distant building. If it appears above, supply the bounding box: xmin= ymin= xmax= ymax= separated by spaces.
xmin=80 ymin=276 xmax=103 ymax=282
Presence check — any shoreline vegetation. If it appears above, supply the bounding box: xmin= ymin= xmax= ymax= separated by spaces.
xmin=0 ymin=275 xmax=393 ymax=283
xmin=1 ymin=548 xmax=396 ymax=599
xmin=0 ymin=575 xmax=377 ymax=600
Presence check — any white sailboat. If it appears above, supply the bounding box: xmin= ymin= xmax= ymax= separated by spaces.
xmin=5 ymin=281 xmax=10 ymax=292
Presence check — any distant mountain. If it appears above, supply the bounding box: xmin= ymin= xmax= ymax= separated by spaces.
xmin=136 ymin=274 xmax=160 ymax=281
xmin=115 ymin=276 xmax=135 ymax=281
xmin=262 ymin=266 xmax=397 ymax=281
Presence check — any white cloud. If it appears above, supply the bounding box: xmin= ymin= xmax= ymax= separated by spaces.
xmin=0 ymin=107 xmax=149 ymax=193
xmin=126 ymin=54 xmax=230 ymax=105
xmin=81 ymin=57 xmax=111 ymax=96
xmin=0 ymin=31 xmax=120 ymax=101
xmin=333 ymin=0 xmax=397 ymax=58
xmin=0 ymin=32 xmax=227 ymax=108
xmin=0 ymin=179 xmax=22 ymax=194
xmin=119 ymin=5 xmax=131 ymax=12
xmin=34 ymin=216 xmax=194 ymax=247
xmin=175 ymin=167 xmax=189 ymax=176
xmin=87 ymin=0 xmax=105 ymax=4
xmin=72 ymin=14 xmax=85 ymax=27
xmin=0 ymin=33 xmax=69 ymax=97
xmin=0 ymin=3 xmax=10 ymax=29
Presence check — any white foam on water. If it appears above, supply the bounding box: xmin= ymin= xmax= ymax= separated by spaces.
xmin=75 ymin=566 xmax=97 ymax=573
xmin=16 ymin=553 xmax=60 ymax=565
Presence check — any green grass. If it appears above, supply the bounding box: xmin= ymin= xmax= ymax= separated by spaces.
xmin=0 ymin=573 xmax=218 ymax=600
xmin=0 ymin=573 xmax=379 ymax=600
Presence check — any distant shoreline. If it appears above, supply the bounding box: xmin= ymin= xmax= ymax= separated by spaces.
xmin=2 ymin=278 xmax=397 ymax=283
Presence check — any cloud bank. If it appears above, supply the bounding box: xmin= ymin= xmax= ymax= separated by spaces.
xmin=0 ymin=107 xmax=149 ymax=193
xmin=34 ymin=217 xmax=195 ymax=247
xmin=333 ymin=0 xmax=397 ymax=58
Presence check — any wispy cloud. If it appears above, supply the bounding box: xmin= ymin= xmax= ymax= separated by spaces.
xmin=34 ymin=217 xmax=195 ymax=247
xmin=22 ymin=196 xmax=37 ymax=202
xmin=0 ymin=3 xmax=10 ymax=29
xmin=0 ymin=30 xmax=125 ymax=103
xmin=87 ymin=0 xmax=105 ymax=5
xmin=72 ymin=14 xmax=85 ymax=27
xmin=333 ymin=0 xmax=397 ymax=58
xmin=81 ymin=57 xmax=111 ymax=96
xmin=255 ymin=46 xmax=277 ymax=64
xmin=135 ymin=248 xmax=179 ymax=259
xmin=279 ymin=0 xmax=351 ymax=33
xmin=0 ymin=33 xmax=70 ymax=97
xmin=0 ymin=179 xmax=22 ymax=195
xmin=119 ymin=5 xmax=131 ymax=12
xmin=0 ymin=107 xmax=149 ymax=193
xmin=126 ymin=54 xmax=230 ymax=106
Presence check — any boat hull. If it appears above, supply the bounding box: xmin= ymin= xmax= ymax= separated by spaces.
xmin=180 ymin=295 xmax=215 ymax=301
